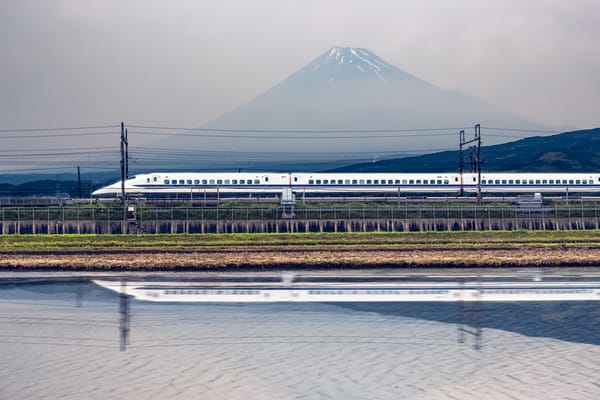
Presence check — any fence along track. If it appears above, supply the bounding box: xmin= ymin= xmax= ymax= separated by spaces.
xmin=1 ymin=203 xmax=599 ymax=234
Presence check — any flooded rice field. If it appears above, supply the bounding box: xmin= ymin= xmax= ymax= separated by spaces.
xmin=1 ymin=273 xmax=600 ymax=399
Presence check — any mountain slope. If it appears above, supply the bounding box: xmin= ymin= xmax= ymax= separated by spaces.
xmin=329 ymin=128 xmax=600 ymax=173
xmin=194 ymin=46 xmax=547 ymax=155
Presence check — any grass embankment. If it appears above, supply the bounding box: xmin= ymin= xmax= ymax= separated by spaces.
xmin=1 ymin=231 xmax=600 ymax=270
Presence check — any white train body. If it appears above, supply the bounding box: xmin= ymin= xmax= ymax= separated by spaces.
xmin=92 ymin=172 xmax=600 ymax=196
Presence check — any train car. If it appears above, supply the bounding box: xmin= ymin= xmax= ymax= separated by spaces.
xmin=92 ymin=172 xmax=600 ymax=197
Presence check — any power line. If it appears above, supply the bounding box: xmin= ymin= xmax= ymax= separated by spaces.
xmin=128 ymin=124 xmax=470 ymax=133
xmin=0 ymin=131 xmax=118 ymax=139
xmin=482 ymin=126 xmax=560 ymax=134
xmin=0 ymin=146 xmax=117 ymax=153
xmin=0 ymin=165 xmax=119 ymax=173
xmin=127 ymin=130 xmax=463 ymax=139
xmin=0 ymin=125 xmax=119 ymax=133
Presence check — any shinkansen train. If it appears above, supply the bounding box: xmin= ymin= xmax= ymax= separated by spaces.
xmin=92 ymin=172 xmax=600 ymax=197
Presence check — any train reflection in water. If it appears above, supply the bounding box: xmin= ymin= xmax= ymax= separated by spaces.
xmin=95 ymin=279 xmax=600 ymax=303
xmin=99 ymin=273 xmax=600 ymax=351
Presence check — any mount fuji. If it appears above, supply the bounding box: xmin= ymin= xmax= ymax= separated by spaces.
xmin=167 ymin=47 xmax=549 ymax=168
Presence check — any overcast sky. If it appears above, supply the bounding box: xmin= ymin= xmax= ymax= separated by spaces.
xmin=2 ymin=0 xmax=599 ymax=135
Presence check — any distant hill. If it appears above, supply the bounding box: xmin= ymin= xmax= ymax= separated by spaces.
xmin=329 ymin=128 xmax=600 ymax=173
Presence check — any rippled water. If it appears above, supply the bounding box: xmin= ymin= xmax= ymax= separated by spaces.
xmin=1 ymin=279 xmax=600 ymax=399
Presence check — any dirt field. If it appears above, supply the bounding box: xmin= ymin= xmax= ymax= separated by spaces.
xmin=2 ymin=231 xmax=600 ymax=270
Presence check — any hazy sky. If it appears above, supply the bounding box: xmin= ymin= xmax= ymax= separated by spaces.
xmin=2 ymin=0 xmax=599 ymax=134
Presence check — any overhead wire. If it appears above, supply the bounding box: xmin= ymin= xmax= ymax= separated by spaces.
xmin=0 ymin=125 xmax=119 ymax=133
xmin=0 ymin=123 xmax=563 ymax=173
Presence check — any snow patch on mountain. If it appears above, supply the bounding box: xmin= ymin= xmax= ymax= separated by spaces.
xmin=309 ymin=46 xmax=400 ymax=84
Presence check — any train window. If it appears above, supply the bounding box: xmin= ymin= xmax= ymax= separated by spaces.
xmin=454 ymin=177 xmax=458 ymax=182
xmin=338 ymin=179 xmax=343 ymax=184
xmin=563 ymin=180 xmax=568 ymax=184
xmin=217 ymin=179 xmax=223 ymax=185
xmin=395 ymin=180 xmax=400 ymax=184
xmin=437 ymin=180 xmax=442 ymax=184
xmin=529 ymin=180 xmax=534 ymax=184
xmin=535 ymin=180 xmax=540 ymax=184
xmin=323 ymin=180 xmax=328 ymax=184
xmin=515 ymin=180 xmax=521 ymax=184
xmin=187 ymin=180 xmax=192 ymax=185
xmin=209 ymin=179 xmax=215 ymax=185
xmin=358 ymin=179 xmax=364 ymax=184
xmin=179 ymin=180 xmax=185 ymax=184
xmin=509 ymin=180 xmax=514 ymax=184
xmin=194 ymin=180 xmax=200 ymax=184
xmin=146 ymin=178 xmax=150 ymax=183
xmin=224 ymin=180 xmax=230 ymax=185
xmin=472 ymin=177 xmax=476 ymax=182
xmin=542 ymin=180 xmax=547 ymax=184
xmin=444 ymin=180 xmax=449 ymax=184
xmin=316 ymin=180 xmax=321 ymax=184
xmin=416 ymin=180 xmax=421 ymax=184
xmin=402 ymin=179 xmax=407 ymax=184
xmin=202 ymin=179 xmax=207 ymax=184
xmin=232 ymin=180 xmax=237 ymax=184
xmin=294 ymin=177 xmax=298 ymax=182
xmin=164 ymin=179 xmax=170 ymax=184
xmin=265 ymin=177 xmax=269 ymax=182
xmin=409 ymin=180 xmax=414 ymax=184
xmin=495 ymin=180 xmax=500 ymax=184
xmin=374 ymin=179 xmax=379 ymax=184
xmin=502 ymin=180 xmax=507 ymax=184
xmin=352 ymin=180 xmax=357 ymax=184
xmin=387 ymin=180 xmax=393 ymax=184
xmin=482 ymin=180 xmax=487 ymax=184
xmin=172 ymin=180 xmax=178 ymax=185
xmin=153 ymin=177 xmax=158 ymax=182
xmin=581 ymin=180 xmax=587 ymax=184
xmin=366 ymin=180 xmax=372 ymax=184
xmin=345 ymin=179 xmax=350 ymax=184
xmin=576 ymin=180 xmax=581 ymax=184
xmin=308 ymin=180 xmax=314 ymax=184
xmin=423 ymin=180 xmax=428 ymax=184
xmin=549 ymin=180 xmax=554 ymax=184
xmin=254 ymin=179 xmax=260 ymax=184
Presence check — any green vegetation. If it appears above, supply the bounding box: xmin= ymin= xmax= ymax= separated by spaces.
xmin=2 ymin=231 xmax=600 ymax=270
xmin=0 ymin=179 xmax=95 ymax=198
xmin=2 ymin=231 xmax=600 ymax=251
xmin=332 ymin=127 xmax=600 ymax=172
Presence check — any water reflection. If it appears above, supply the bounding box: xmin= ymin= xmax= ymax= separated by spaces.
xmin=119 ymin=279 xmax=131 ymax=351
xmin=2 ymin=273 xmax=600 ymax=399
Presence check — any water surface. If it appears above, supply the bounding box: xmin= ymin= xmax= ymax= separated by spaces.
xmin=1 ymin=278 xmax=599 ymax=399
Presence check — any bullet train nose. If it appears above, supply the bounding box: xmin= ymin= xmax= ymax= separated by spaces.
xmin=92 ymin=181 xmax=122 ymax=196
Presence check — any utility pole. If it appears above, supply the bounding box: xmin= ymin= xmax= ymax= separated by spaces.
xmin=77 ymin=166 xmax=82 ymax=198
xmin=120 ymin=122 xmax=129 ymax=226
xmin=475 ymin=124 xmax=482 ymax=201
xmin=459 ymin=130 xmax=465 ymax=196
xmin=459 ymin=124 xmax=483 ymax=201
